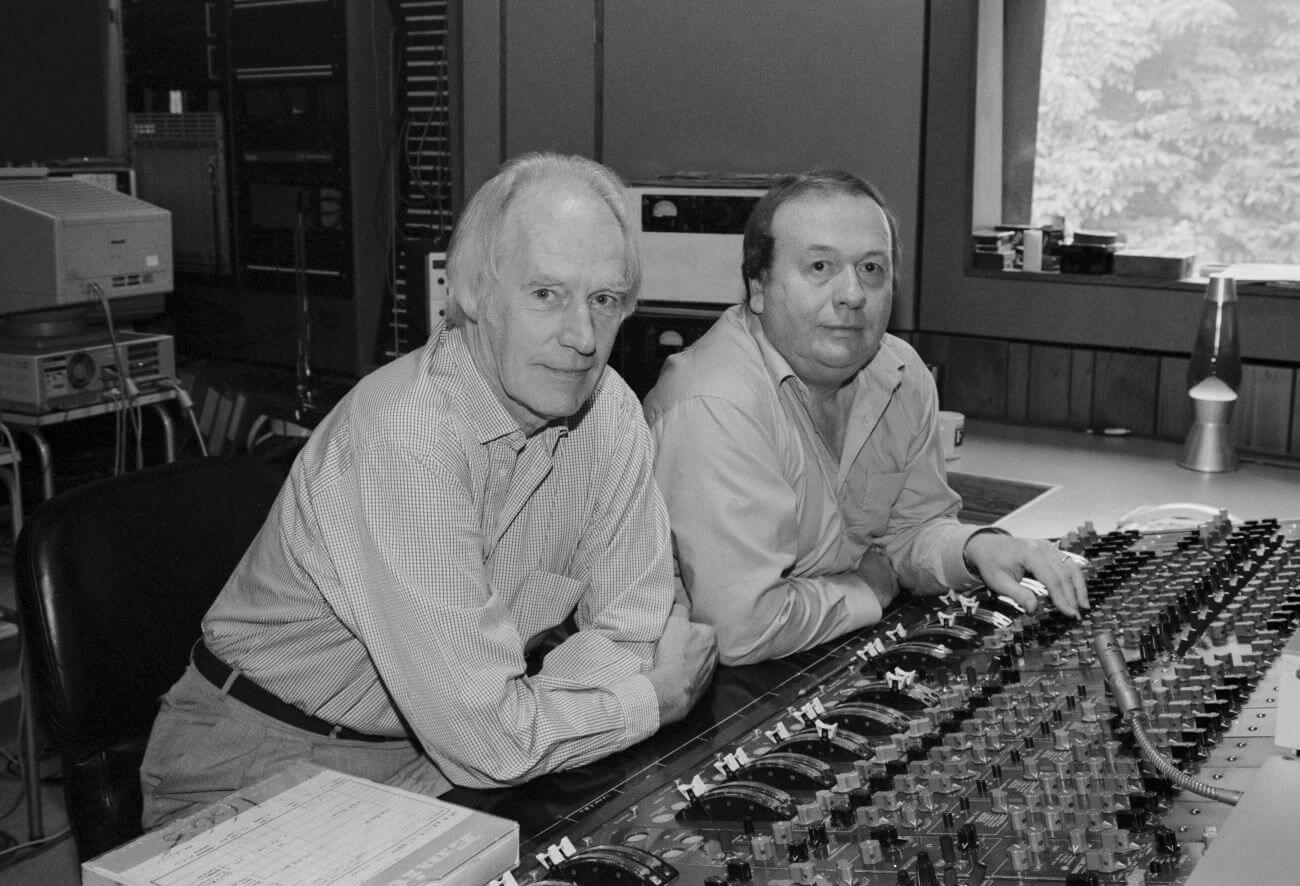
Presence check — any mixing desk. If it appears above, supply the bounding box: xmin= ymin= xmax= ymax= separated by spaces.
xmin=450 ymin=515 xmax=1300 ymax=886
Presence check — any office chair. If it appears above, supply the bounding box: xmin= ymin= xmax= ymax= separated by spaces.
xmin=13 ymin=455 xmax=284 ymax=861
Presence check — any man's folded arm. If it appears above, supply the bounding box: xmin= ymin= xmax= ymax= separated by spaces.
xmin=569 ymin=400 xmax=674 ymax=658
xmin=650 ymin=397 xmax=888 ymax=665
xmin=327 ymin=438 xmax=660 ymax=789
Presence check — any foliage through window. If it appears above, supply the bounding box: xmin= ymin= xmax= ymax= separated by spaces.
xmin=1031 ymin=0 xmax=1300 ymax=268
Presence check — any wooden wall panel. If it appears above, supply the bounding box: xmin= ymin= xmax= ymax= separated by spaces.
xmin=602 ymin=0 xmax=924 ymax=331
xmin=1091 ymin=352 xmax=1159 ymax=436
xmin=1069 ymin=350 xmax=1095 ymax=430
xmin=460 ymin=1 xmax=503 ymax=192
xmin=914 ymin=333 xmax=954 ymax=407
xmin=932 ymin=337 xmax=1008 ymax=420
xmin=911 ymin=333 xmax=1295 ymax=457
xmin=1292 ymin=376 xmax=1300 ymax=458
xmin=1006 ymin=342 xmax=1030 ymax=423
xmin=916 ymin=333 xmax=1008 ymax=419
xmin=460 ymin=1 xmax=597 ymax=192
xmin=504 ymin=1 xmax=596 ymax=161
xmin=1157 ymin=356 xmax=1193 ymax=442
xmin=1234 ymin=365 xmax=1294 ymax=454
xmin=1026 ymin=346 xmax=1071 ymax=426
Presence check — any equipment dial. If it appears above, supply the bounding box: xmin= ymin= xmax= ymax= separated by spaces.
xmin=730 ymin=751 xmax=836 ymax=790
xmin=554 ymin=845 xmax=679 ymax=885
xmin=828 ymin=701 xmax=914 ymax=736
xmin=773 ymin=726 xmax=876 ymax=762
xmin=675 ymin=781 xmax=799 ymax=823
xmin=846 ymin=680 xmax=939 ymax=711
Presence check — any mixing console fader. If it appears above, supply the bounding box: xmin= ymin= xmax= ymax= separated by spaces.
xmin=471 ymin=517 xmax=1300 ymax=886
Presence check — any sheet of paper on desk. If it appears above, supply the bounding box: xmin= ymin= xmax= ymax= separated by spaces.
xmin=83 ymin=764 xmax=518 ymax=886
xmin=1220 ymin=263 xmax=1300 ymax=288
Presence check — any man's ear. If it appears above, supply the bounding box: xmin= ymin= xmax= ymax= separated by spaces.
xmin=452 ymin=287 xmax=482 ymax=323
xmin=747 ymin=277 xmax=766 ymax=315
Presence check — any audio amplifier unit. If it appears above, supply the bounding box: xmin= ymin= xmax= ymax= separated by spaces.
xmin=0 ymin=331 xmax=176 ymax=412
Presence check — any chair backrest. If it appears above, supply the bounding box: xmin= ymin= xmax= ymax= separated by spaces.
xmin=14 ymin=455 xmax=284 ymax=860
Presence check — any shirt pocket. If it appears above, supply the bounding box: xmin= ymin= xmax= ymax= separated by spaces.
xmin=844 ymin=471 xmax=907 ymax=542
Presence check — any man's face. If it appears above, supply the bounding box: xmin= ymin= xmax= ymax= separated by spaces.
xmin=750 ymin=192 xmax=894 ymax=391
xmin=470 ymin=180 xmax=631 ymax=433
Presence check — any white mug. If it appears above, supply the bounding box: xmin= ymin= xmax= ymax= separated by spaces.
xmin=938 ymin=410 xmax=965 ymax=460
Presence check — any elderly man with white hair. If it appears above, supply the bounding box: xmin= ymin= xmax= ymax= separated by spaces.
xmin=140 ymin=153 xmax=716 ymax=828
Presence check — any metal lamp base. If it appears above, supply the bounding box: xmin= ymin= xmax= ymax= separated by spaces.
xmin=1179 ymin=420 xmax=1238 ymax=473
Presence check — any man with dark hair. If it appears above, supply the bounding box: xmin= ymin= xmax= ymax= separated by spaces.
xmin=141 ymin=152 xmax=717 ymax=827
xmin=644 ymin=170 xmax=1086 ymax=666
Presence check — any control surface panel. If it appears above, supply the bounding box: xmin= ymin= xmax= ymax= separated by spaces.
xmin=455 ymin=517 xmax=1300 ymax=886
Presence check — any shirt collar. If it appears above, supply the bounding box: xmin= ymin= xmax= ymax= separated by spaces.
xmin=743 ymin=306 xmax=801 ymax=392
xmin=432 ymin=325 xmax=573 ymax=451
xmin=741 ymin=304 xmax=907 ymax=400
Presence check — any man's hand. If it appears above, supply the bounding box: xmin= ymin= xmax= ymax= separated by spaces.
xmin=646 ymin=603 xmax=718 ymax=725
xmin=963 ymin=532 xmax=1089 ymax=618
xmin=854 ymin=546 xmax=900 ymax=611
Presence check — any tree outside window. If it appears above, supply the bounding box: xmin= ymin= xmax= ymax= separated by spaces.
xmin=1032 ymin=0 xmax=1300 ymax=268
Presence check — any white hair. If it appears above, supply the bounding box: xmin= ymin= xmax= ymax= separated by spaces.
xmin=445 ymin=152 xmax=641 ymax=325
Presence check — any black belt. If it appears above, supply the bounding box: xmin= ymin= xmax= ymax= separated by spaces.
xmin=192 ymin=640 xmax=397 ymax=743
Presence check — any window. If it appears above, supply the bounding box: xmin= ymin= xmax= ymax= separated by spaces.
xmin=927 ymin=0 xmax=1299 ymax=364
xmin=1005 ymin=0 xmax=1300 ymax=270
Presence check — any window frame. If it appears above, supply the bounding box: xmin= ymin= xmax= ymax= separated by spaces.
xmin=918 ymin=0 xmax=1299 ymax=363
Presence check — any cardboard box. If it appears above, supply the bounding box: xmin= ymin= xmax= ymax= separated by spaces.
xmin=82 ymin=763 xmax=518 ymax=886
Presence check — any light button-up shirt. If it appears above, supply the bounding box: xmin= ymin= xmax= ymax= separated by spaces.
xmin=645 ymin=306 xmax=982 ymax=665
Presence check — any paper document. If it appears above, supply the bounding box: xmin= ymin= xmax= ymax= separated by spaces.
xmin=118 ymin=770 xmax=472 ymax=886
xmin=1220 ymin=263 xmax=1300 ymax=284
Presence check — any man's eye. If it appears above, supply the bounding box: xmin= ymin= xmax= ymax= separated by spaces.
xmin=810 ymin=260 xmax=829 ymax=273
xmin=533 ymin=288 xmax=557 ymax=301
xmin=591 ymin=292 xmax=624 ymax=314
xmin=858 ymin=261 xmax=887 ymax=278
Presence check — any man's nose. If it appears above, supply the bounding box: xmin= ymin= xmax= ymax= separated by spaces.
xmin=834 ymin=269 xmax=867 ymax=309
xmin=559 ymin=299 xmax=598 ymax=354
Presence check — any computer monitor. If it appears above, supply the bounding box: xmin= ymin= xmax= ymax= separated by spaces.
xmin=0 ymin=176 xmax=172 ymax=341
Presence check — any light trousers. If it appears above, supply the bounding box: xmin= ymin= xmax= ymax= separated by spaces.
xmin=140 ymin=665 xmax=451 ymax=830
